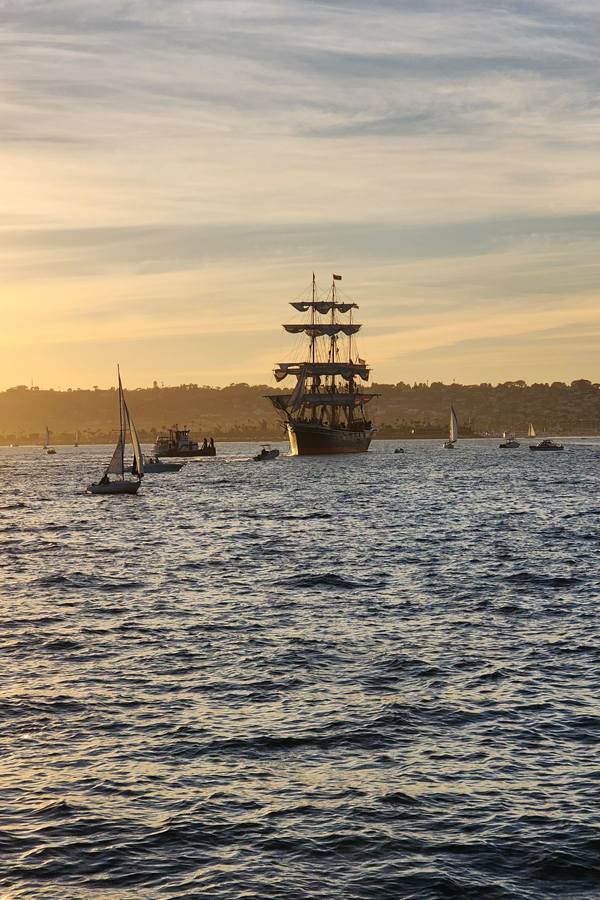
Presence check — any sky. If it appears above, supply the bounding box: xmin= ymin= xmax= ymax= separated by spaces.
xmin=1 ymin=0 xmax=600 ymax=389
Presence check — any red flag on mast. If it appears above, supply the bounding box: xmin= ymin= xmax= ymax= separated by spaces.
xmin=333 ymin=274 xmax=342 ymax=280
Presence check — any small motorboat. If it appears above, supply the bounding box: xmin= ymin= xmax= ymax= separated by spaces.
xmin=500 ymin=437 xmax=520 ymax=449
xmin=394 ymin=448 xmax=404 ymax=454
xmin=46 ymin=448 xmax=56 ymax=455
xmin=253 ymin=445 xmax=280 ymax=461
xmin=89 ymin=479 xmax=141 ymax=495
xmin=126 ymin=456 xmax=184 ymax=473
xmin=529 ymin=439 xmax=564 ymax=452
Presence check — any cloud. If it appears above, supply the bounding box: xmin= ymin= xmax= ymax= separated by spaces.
xmin=1 ymin=0 xmax=600 ymax=388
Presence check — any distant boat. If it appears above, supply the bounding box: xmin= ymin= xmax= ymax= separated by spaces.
xmin=253 ymin=444 xmax=279 ymax=461
xmin=44 ymin=426 xmax=56 ymax=454
xmin=500 ymin=432 xmax=520 ymax=448
xmin=528 ymin=423 xmax=536 ymax=438
xmin=152 ymin=426 xmax=216 ymax=458
xmin=530 ymin=438 xmax=564 ymax=452
xmin=126 ymin=455 xmax=184 ymax=473
xmin=74 ymin=429 xmax=79 ymax=447
xmin=443 ymin=406 xmax=458 ymax=449
xmin=87 ymin=368 xmax=144 ymax=494
xmin=394 ymin=448 xmax=404 ymax=454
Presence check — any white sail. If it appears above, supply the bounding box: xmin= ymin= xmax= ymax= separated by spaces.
xmin=75 ymin=429 xmax=79 ymax=445
xmin=123 ymin=399 xmax=144 ymax=477
xmin=528 ymin=423 xmax=536 ymax=438
xmin=104 ymin=370 xmax=126 ymax=477
xmin=449 ymin=406 xmax=458 ymax=443
xmin=105 ymin=434 xmax=125 ymax=475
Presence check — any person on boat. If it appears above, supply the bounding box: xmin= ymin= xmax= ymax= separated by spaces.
xmin=202 ymin=438 xmax=208 ymax=449
xmin=209 ymin=437 xmax=215 ymax=448
xmin=131 ymin=457 xmax=138 ymax=476
xmin=99 ymin=473 xmax=110 ymax=485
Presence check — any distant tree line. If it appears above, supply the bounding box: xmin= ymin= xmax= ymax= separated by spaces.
xmin=0 ymin=379 xmax=598 ymax=443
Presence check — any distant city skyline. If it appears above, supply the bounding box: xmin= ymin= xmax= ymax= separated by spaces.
xmin=2 ymin=1 xmax=600 ymax=390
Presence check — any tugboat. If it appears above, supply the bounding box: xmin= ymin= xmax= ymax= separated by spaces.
xmin=529 ymin=438 xmax=564 ymax=451
xmin=265 ymin=274 xmax=378 ymax=455
xmin=151 ymin=426 xmax=216 ymax=458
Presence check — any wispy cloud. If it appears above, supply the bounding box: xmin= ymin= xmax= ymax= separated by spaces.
xmin=1 ymin=0 xmax=600 ymax=387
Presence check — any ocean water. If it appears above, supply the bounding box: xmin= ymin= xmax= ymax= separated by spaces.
xmin=2 ymin=439 xmax=600 ymax=899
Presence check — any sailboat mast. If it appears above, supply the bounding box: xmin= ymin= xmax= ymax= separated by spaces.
xmin=310 ymin=273 xmax=316 ymax=421
xmin=117 ymin=365 xmax=125 ymax=479
xmin=311 ymin=273 xmax=316 ymax=368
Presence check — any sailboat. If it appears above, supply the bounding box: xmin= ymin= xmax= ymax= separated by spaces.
xmin=528 ymin=423 xmax=536 ymax=438
xmin=44 ymin=426 xmax=56 ymax=454
xmin=87 ymin=368 xmax=144 ymax=495
xmin=443 ymin=406 xmax=458 ymax=449
xmin=265 ymin=274 xmax=378 ymax=454
xmin=74 ymin=429 xmax=79 ymax=447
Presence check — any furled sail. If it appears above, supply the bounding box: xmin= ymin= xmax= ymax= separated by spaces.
xmin=290 ymin=302 xmax=358 ymax=314
xmin=287 ymin=364 xmax=307 ymax=412
xmin=449 ymin=406 xmax=458 ymax=443
xmin=283 ymin=324 xmax=362 ymax=337
xmin=267 ymin=392 xmax=376 ymax=409
xmin=44 ymin=426 xmax=49 ymax=448
xmin=301 ymin=393 xmax=375 ymax=407
xmin=274 ymin=362 xmax=370 ymax=382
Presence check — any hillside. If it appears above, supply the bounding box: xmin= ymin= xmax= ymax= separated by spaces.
xmin=1 ymin=379 xmax=599 ymax=443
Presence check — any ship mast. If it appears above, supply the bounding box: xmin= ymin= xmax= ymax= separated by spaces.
xmin=330 ymin=276 xmax=337 ymax=426
xmin=266 ymin=274 xmax=378 ymax=435
xmin=311 ymin=272 xmax=317 ymax=422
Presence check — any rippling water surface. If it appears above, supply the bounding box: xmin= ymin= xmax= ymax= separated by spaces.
xmin=2 ymin=439 xmax=600 ymax=899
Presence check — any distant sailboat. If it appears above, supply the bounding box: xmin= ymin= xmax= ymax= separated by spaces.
xmin=87 ymin=368 xmax=144 ymax=495
xmin=74 ymin=429 xmax=79 ymax=447
xmin=44 ymin=426 xmax=56 ymax=454
xmin=443 ymin=406 xmax=458 ymax=449
xmin=528 ymin=423 xmax=536 ymax=438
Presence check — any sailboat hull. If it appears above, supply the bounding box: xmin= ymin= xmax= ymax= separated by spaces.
xmin=87 ymin=480 xmax=141 ymax=495
xmin=287 ymin=421 xmax=375 ymax=455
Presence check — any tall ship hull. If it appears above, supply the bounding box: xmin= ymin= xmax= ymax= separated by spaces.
xmin=266 ymin=274 xmax=377 ymax=455
xmin=287 ymin=421 xmax=375 ymax=455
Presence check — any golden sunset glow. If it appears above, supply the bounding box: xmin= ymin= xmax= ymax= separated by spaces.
xmin=2 ymin=1 xmax=600 ymax=388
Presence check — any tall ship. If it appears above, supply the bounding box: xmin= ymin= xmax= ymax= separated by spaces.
xmin=266 ymin=274 xmax=377 ymax=455
xmin=151 ymin=426 xmax=216 ymax=458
